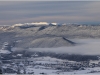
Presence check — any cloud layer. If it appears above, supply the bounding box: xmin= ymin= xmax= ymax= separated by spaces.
xmin=29 ymin=39 xmax=100 ymax=55
xmin=0 ymin=1 xmax=100 ymax=25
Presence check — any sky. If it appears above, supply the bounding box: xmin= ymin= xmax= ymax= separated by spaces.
xmin=0 ymin=1 xmax=100 ymax=25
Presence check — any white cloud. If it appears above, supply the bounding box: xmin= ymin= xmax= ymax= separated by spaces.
xmin=29 ymin=39 xmax=100 ymax=55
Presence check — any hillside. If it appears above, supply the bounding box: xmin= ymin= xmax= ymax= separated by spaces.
xmin=29 ymin=37 xmax=75 ymax=48
xmin=0 ymin=24 xmax=100 ymax=48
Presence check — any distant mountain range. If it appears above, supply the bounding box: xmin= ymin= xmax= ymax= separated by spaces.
xmin=0 ymin=22 xmax=100 ymax=48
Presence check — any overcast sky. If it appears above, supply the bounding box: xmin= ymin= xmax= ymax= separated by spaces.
xmin=0 ymin=1 xmax=100 ymax=25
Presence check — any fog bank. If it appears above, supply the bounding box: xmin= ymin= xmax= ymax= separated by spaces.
xmin=29 ymin=39 xmax=100 ymax=55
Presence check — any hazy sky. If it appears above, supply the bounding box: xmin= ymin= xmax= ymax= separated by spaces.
xmin=0 ymin=1 xmax=100 ymax=25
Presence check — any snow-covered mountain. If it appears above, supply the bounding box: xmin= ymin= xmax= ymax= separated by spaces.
xmin=30 ymin=37 xmax=75 ymax=48
xmin=1 ymin=23 xmax=100 ymax=48
xmin=11 ymin=22 xmax=60 ymax=28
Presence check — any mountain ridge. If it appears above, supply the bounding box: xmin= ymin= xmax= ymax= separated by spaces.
xmin=1 ymin=24 xmax=100 ymax=48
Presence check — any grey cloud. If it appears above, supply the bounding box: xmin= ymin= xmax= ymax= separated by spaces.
xmin=0 ymin=1 xmax=100 ymax=25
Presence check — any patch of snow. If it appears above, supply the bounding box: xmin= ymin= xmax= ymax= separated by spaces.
xmin=0 ymin=50 xmax=11 ymax=54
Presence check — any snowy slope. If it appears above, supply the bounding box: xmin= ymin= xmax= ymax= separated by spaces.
xmin=0 ymin=50 xmax=11 ymax=54
xmin=25 ymin=65 xmax=100 ymax=74
xmin=1 ymin=24 xmax=100 ymax=48
xmin=30 ymin=37 xmax=75 ymax=48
